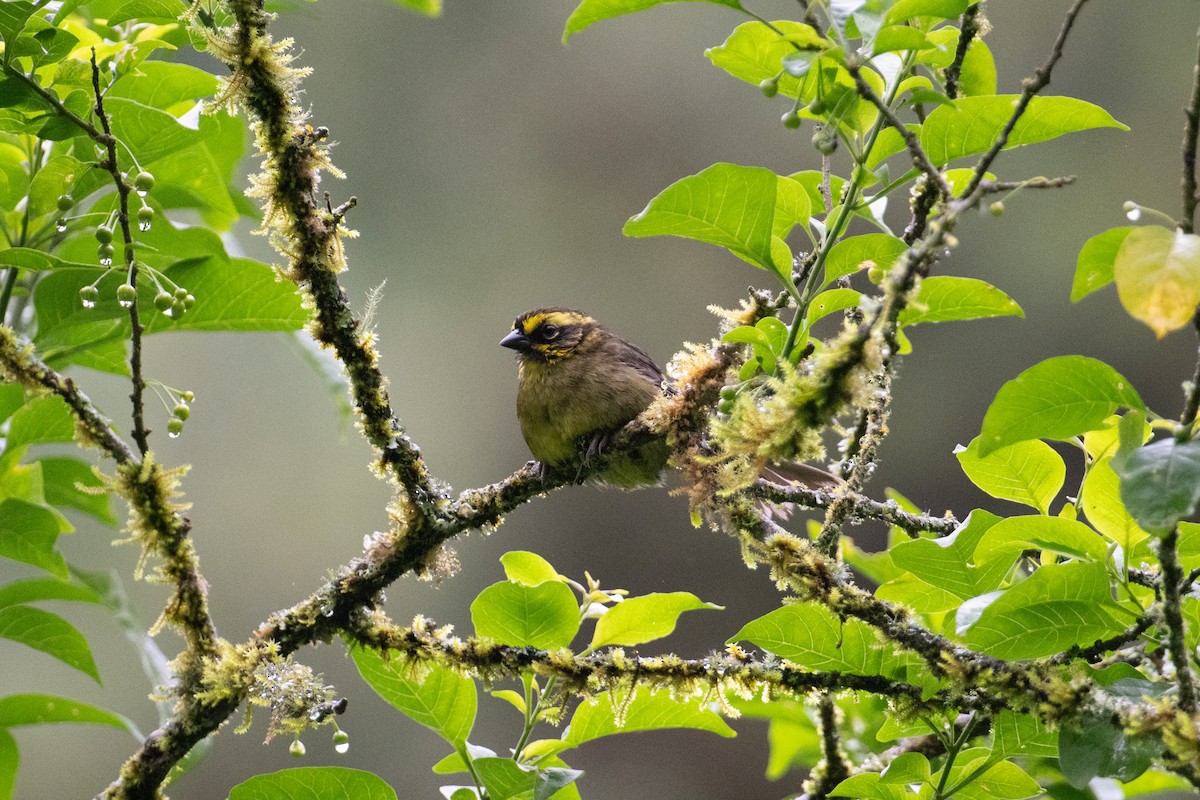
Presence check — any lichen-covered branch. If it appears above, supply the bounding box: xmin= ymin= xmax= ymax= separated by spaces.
xmin=1181 ymin=24 xmax=1200 ymax=234
xmin=745 ymin=480 xmax=958 ymax=537
xmin=1158 ymin=526 xmax=1197 ymax=712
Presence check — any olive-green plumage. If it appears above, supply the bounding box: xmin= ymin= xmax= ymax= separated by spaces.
xmin=501 ymin=308 xmax=668 ymax=487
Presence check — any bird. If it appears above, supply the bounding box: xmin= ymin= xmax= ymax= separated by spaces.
xmin=500 ymin=307 xmax=669 ymax=487
xmin=500 ymin=307 xmax=842 ymax=492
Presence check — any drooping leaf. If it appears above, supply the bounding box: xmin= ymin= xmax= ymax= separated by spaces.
xmin=1082 ymin=456 xmax=1151 ymax=557
xmin=499 ymin=551 xmax=562 ymax=587
xmin=0 ymin=577 xmax=103 ymax=610
xmin=962 ymin=562 xmax=1125 ymax=659
xmin=921 ymin=95 xmax=1127 ymax=166
xmin=564 ymin=0 xmax=742 ymax=42
xmin=228 ymin=767 xmax=399 ymax=800
xmin=977 ymin=356 xmax=1143 ymax=456
xmin=1111 ymin=435 xmax=1200 ymax=531
xmin=471 ymin=580 xmax=580 ymax=650
xmin=590 ymin=592 xmax=721 ymax=649
xmin=562 ymin=687 xmax=735 ymax=746
xmin=351 ymin=647 xmax=476 ymax=748
xmin=1071 ymin=226 xmax=1133 ymax=301
xmin=955 ymin=436 xmax=1064 ymax=514
xmin=1113 ymin=225 xmax=1200 ymax=338
xmin=0 ymin=606 xmax=99 ymax=682
xmin=900 ymin=276 xmax=1022 ymax=326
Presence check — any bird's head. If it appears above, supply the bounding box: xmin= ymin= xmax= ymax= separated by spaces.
xmin=500 ymin=308 xmax=597 ymax=364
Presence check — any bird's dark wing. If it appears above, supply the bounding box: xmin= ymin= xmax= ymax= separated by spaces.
xmin=616 ymin=340 xmax=664 ymax=385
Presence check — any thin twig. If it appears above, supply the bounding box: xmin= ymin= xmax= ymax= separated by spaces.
xmin=943 ymin=4 xmax=982 ymax=100
xmin=963 ymin=0 xmax=1092 ymax=198
xmin=745 ymin=481 xmax=957 ymax=537
xmin=89 ymin=50 xmax=149 ymax=454
xmin=1179 ymin=311 xmax=1200 ymax=434
xmin=848 ymin=64 xmax=952 ymax=199
xmin=807 ymin=693 xmax=851 ymax=800
xmin=1181 ymin=25 xmax=1200 ymax=233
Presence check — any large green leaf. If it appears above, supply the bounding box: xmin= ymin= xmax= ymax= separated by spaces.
xmin=228 ymin=767 xmax=398 ymax=800
xmin=1082 ymin=455 xmax=1151 ymax=557
xmin=0 ymin=498 xmax=67 ymax=577
xmin=0 ymin=577 xmax=103 ymax=610
xmin=956 ymin=436 xmax=1064 ymax=514
xmin=731 ymin=601 xmax=939 ymax=692
xmin=977 ymin=356 xmax=1143 ymax=456
xmin=921 ymin=96 xmax=1127 ymax=166
xmin=900 ymin=276 xmax=1022 ymax=326
xmin=40 ymin=457 xmax=116 ymax=524
xmin=107 ymin=60 xmax=217 ymax=108
xmin=590 ymin=592 xmax=721 ymax=649
xmin=991 ymin=709 xmax=1057 ymax=760
xmin=104 ymin=97 xmax=200 ymax=166
xmin=1059 ymin=711 xmax=1158 ymax=788
xmin=962 ymin=562 xmax=1125 ymax=659
xmin=6 ymin=395 xmax=74 ymax=448
xmin=0 ymin=606 xmax=99 ymax=682
xmin=562 ymin=687 xmax=735 ymax=746
xmin=351 ymin=646 xmax=476 ymax=748
xmin=0 ymin=693 xmax=136 ymax=733
xmin=973 ymin=515 xmax=1108 ymax=566
xmin=705 ymin=21 xmax=829 ymax=99
xmin=473 ymin=757 xmax=582 ymax=800
xmin=471 ymin=580 xmax=580 ymax=650
xmin=564 ymin=0 xmax=742 ymax=42
xmin=624 ymin=163 xmax=780 ymax=271
xmin=824 ymin=234 xmax=907 ymax=286
xmin=499 ymin=551 xmax=562 ymax=586
xmin=889 ymin=510 xmax=1008 ymax=600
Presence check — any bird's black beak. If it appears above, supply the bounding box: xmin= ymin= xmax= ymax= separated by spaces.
xmin=500 ymin=329 xmax=531 ymax=352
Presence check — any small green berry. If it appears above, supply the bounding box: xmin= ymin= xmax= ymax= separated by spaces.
xmin=759 ymin=76 xmax=779 ymax=98
xmin=173 ymin=403 xmax=190 ymax=420
xmin=154 ymin=291 xmax=173 ymax=312
xmin=137 ymin=206 xmax=153 ymax=231
xmin=781 ymin=110 xmax=802 ymax=129
xmin=989 ymin=201 xmax=1004 ymax=217
xmin=166 ymin=417 xmax=184 ymax=438
xmin=867 ymin=264 xmax=886 ymax=284
xmin=332 ymin=730 xmax=350 ymax=753
xmin=56 ymin=194 xmax=74 ymax=211
xmin=289 ymin=739 xmax=305 ymax=757
xmin=95 ymin=225 xmax=113 ymax=244
xmin=116 ymin=283 xmax=137 ymax=307
xmin=171 ymin=299 xmax=186 ymax=317
xmin=807 ymin=97 xmax=827 ymax=115
xmin=717 ymin=398 xmax=736 ymax=415
xmin=134 ymin=171 xmax=155 ymax=193
xmin=720 ymin=387 xmax=738 ymax=401
xmin=97 ymin=243 xmax=115 ymax=265
xmin=183 ymin=293 xmax=195 ymax=310
xmin=181 ymin=390 xmax=195 ymax=403
xmin=174 ymin=287 xmax=189 ymax=301
xmin=812 ymin=131 xmax=837 ymax=155
xmin=79 ymin=285 xmax=100 ymax=307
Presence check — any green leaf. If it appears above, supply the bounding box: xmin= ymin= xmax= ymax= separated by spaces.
xmin=949 ymin=755 xmax=1041 ymax=800
xmin=824 ymin=233 xmax=907 ymax=286
xmin=563 ymin=687 xmax=735 ymax=746
xmin=807 ymin=288 xmax=861 ymax=325
xmin=40 ymin=457 xmax=115 ymax=524
xmin=0 ymin=248 xmax=98 ymax=272
xmin=564 ymin=0 xmax=742 ymax=41
xmin=6 ymin=395 xmax=75 ymax=448
xmin=106 ymin=0 xmax=192 ymax=24
xmin=351 ymin=647 xmax=476 ymax=748
xmin=963 ymin=562 xmax=1125 ymax=659
xmin=0 ymin=499 xmax=67 ymax=577
xmin=973 ymin=515 xmax=1108 ymax=566
xmin=0 ymin=606 xmax=99 ymax=682
xmin=0 ymin=693 xmax=136 ymax=733
xmin=473 ymin=757 xmax=582 ymax=800
xmin=1113 ymin=225 xmax=1200 ymax=338
xmin=921 ymin=95 xmax=1127 ymax=166
xmin=829 ymin=773 xmax=907 ymax=800
xmin=1111 ymin=436 xmax=1200 ymax=531
xmin=499 ymin=551 xmax=562 ymax=586
xmin=889 ymin=510 xmax=1008 ymax=600
xmin=958 ymin=39 xmax=997 ymax=97
xmin=590 ymin=591 xmax=721 ymax=649
xmin=991 ymin=709 xmax=1057 ymax=759
xmin=1072 ymin=226 xmax=1134 ymax=301
xmin=1082 ymin=455 xmax=1151 ymax=557
xmin=731 ymin=602 xmax=939 ymax=691
xmin=471 ymin=580 xmax=580 ymax=649
xmin=624 ymin=163 xmax=779 ymax=270
xmin=0 ymin=728 xmax=14 ymax=800
xmin=872 ymin=26 xmax=930 ymax=55
xmin=387 ymin=0 xmax=442 ymax=15
xmin=977 ymin=356 xmax=1143 ymax=456
xmin=228 ymin=767 xmax=399 ymax=800
xmin=705 ymin=21 xmax=829 ymax=100
xmin=1059 ymin=711 xmax=1158 ymax=788
xmin=0 ymin=577 xmax=103 ymax=610
xmin=104 ymin=97 xmax=201 ymax=166
xmin=875 ymin=573 xmax=961 ymax=613
xmin=956 ymin=436 xmax=1065 ymax=514
xmin=0 ymin=3 xmax=35 ymax=47
xmin=880 ymin=751 xmax=930 ymax=784
xmin=884 ymin=0 xmax=967 ymax=24
xmin=900 ymin=276 xmax=1023 ymax=326
xmin=773 ymin=174 xmax=811 ymax=238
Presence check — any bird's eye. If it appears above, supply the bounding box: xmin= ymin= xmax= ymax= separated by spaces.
xmin=541 ymin=324 xmax=560 ymax=340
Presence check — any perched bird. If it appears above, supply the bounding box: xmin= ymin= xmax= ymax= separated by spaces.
xmin=500 ymin=307 xmax=842 ymax=493
xmin=500 ymin=307 xmax=668 ymax=487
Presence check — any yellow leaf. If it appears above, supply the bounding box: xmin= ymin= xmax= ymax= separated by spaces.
xmin=1113 ymin=225 xmax=1200 ymax=337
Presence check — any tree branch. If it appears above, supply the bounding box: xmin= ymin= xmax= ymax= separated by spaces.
xmin=1181 ymin=24 xmax=1200 ymax=233
xmin=1158 ymin=526 xmax=1197 ymax=712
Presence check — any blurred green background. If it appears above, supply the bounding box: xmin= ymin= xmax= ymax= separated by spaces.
xmin=9 ymin=1 xmax=1200 ymax=797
